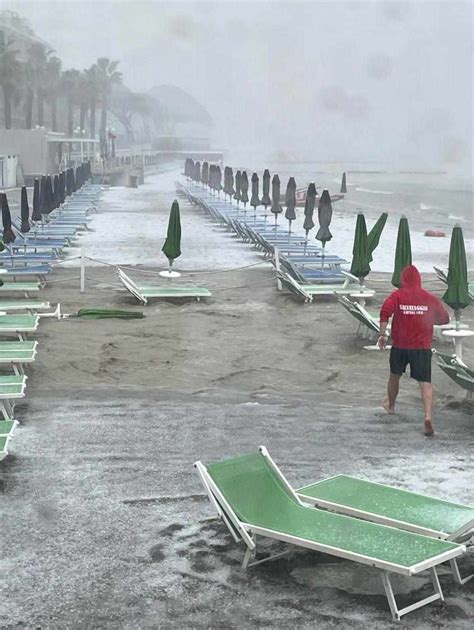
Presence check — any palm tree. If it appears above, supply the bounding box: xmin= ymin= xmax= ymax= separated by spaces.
xmin=84 ymin=64 xmax=100 ymax=138
xmin=95 ymin=57 xmax=122 ymax=155
xmin=61 ymin=68 xmax=81 ymax=150
xmin=44 ymin=56 xmax=62 ymax=131
xmin=0 ymin=40 xmax=22 ymax=129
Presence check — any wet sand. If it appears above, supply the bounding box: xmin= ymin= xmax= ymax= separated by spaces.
xmin=1 ymin=173 xmax=473 ymax=628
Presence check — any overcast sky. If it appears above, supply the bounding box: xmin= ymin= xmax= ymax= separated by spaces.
xmin=5 ymin=0 xmax=473 ymax=171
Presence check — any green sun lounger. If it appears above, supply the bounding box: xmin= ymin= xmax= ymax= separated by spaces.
xmin=278 ymin=271 xmax=374 ymax=303
xmin=117 ymin=268 xmax=211 ymax=304
xmin=0 ymin=374 xmax=27 ymax=421
xmin=297 ymin=474 xmax=473 ymax=584
xmin=436 ymin=353 xmax=474 ymax=397
xmin=196 ymin=447 xmax=465 ymax=620
xmin=0 ymin=314 xmax=39 ymax=340
xmin=0 ymin=299 xmax=50 ymax=312
xmin=0 ymin=282 xmax=41 ymax=297
xmin=0 ymin=341 xmax=38 ymax=375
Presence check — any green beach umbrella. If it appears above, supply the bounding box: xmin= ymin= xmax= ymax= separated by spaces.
xmin=162 ymin=200 xmax=182 ymax=275
xmin=234 ymin=170 xmax=242 ymax=204
xmin=240 ymin=171 xmax=249 ymax=208
xmin=442 ymin=225 xmax=471 ymax=328
xmin=350 ymin=212 xmax=370 ymax=283
xmin=367 ymin=212 xmax=388 ymax=262
xmin=391 ymin=215 xmax=412 ymax=288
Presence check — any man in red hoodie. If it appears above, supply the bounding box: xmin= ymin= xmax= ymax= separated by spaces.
xmin=378 ymin=265 xmax=449 ymax=436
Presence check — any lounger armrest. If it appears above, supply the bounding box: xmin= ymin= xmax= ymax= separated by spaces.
xmin=340 ymin=270 xmax=360 ymax=283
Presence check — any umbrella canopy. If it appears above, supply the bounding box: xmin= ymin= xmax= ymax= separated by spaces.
xmin=224 ymin=167 xmax=235 ymax=197
xmin=391 ymin=216 xmax=412 ymax=288
xmin=184 ymin=158 xmax=190 ymax=177
xmin=234 ymin=170 xmax=242 ymax=202
xmin=303 ymin=183 xmax=317 ymax=233
xmin=59 ymin=171 xmax=66 ymax=204
xmin=39 ymin=175 xmax=48 ymax=214
xmin=367 ymin=212 xmax=388 ymax=262
xmin=442 ymin=225 xmax=471 ymax=318
xmin=45 ymin=176 xmax=54 ymax=214
xmin=215 ymin=165 xmax=223 ymax=192
xmin=271 ymin=174 xmax=283 ymax=216
xmin=201 ymin=161 xmax=209 ymax=185
xmin=1 ymin=193 xmax=16 ymax=243
xmin=20 ymin=186 xmax=30 ymax=233
xmin=240 ymin=171 xmax=249 ymax=205
xmin=187 ymin=158 xmax=195 ymax=179
xmin=350 ymin=213 xmax=370 ymax=280
xmin=285 ymin=177 xmax=297 ymax=221
xmin=71 ymin=168 xmax=76 ymax=193
xmin=261 ymin=169 xmax=271 ymax=207
xmin=32 ymin=178 xmax=41 ymax=221
xmin=250 ymin=173 xmax=260 ymax=208
xmin=194 ymin=161 xmax=201 ymax=183
xmin=316 ymin=189 xmax=333 ymax=244
xmin=340 ymin=172 xmax=347 ymax=194
xmin=162 ymin=200 xmax=182 ymax=264
xmin=209 ymin=164 xmax=216 ymax=190
xmin=53 ymin=174 xmax=60 ymax=210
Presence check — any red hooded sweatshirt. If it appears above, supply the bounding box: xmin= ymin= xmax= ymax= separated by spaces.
xmin=380 ymin=265 xmax=449 ymax=349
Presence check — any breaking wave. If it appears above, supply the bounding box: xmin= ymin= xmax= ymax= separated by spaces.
xmin=355 ymin=187 xmax=394 ymax=195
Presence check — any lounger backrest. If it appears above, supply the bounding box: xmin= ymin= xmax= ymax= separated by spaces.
xmin=207 ymin=451 xmax=298 ymax=528
xmin=280 ymin=259 xmax=306 ymax=283
xmin=117 ymin=268 xmax=145 ymax=303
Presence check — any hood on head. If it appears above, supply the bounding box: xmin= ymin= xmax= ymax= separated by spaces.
xmin=401 ymin=265 xmax=421 ymax=288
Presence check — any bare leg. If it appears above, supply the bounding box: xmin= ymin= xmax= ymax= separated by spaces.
xmin=383 ymin=374 xmax=400 ymax=414
xmin=419 ymin=382 xmax=434 ymax=436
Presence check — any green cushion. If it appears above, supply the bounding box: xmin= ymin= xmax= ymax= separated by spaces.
xmin=298 ymin=475 xmax=474 ymax=538
xmin=0 ymin=435 xmax=8 ymax=456
xmin=138 ymin=286 xmax=211 ymax=298
xmin=0 ymin=420 xmax=15 ymax=436
xmin=0 ymin=300 xmax=49 ymax=310
xmin=0 ymin=283 xmax=40 ymax=292
xmin=0 ymin=315 xmax=39 ymax=330
xmin=207 ymin=452 xmax=459 ymax=571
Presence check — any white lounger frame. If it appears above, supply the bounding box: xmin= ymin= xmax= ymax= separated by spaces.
xmin=117 ymin=267 xmax=208 ymax=304
xmin=195 ymin=445 xmax=465 ymax=620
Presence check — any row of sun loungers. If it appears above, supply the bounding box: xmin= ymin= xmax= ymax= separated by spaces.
xmin=178 ymin=182 xmax=372 ymax=298
xmin=0 ymin=180 xmax=103 ymax=460
xmin=196 ymin=446 xmax=473 ymax=620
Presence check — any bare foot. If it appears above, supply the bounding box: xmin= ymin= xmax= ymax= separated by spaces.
xmin=424 ymin=419 xmax=434 ymax=437
xmin=382 ymin=397 xmax=395 ymax=415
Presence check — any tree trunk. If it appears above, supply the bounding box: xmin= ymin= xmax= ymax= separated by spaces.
xmin=4 ymin=87 xmax=11 ymax=129
xmin=90 ymin=98 xmax=96 ymax=138
xmin=51 ymin=98 xmax=57 ymax=131
xmin=100 ymin=97 xmax=107 ymax=135
xmin=79 ymin=102 xmax=87 ymax=132
xmin=37 ymin=92 xmax=44 ymax=126
xmin=67 ymin=97 xmax=74 ymax=154
xmin=25 ymin=88 xmax=34 ymax=129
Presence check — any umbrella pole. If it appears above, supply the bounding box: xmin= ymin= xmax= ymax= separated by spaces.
xmin=304 ymin=230 xmax=309 ymax=256
xmin=321 ymin=243 xmax=325 ymax=269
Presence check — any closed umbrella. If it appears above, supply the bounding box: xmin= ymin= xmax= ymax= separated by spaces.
xmin=271 ymin=174 xmax=283 ymax=228
xmin=215 ymin=165 xmax=223 ymax=195
xmin=161 ymin=200 xmax=182 ymax=277
xmin=241 ymin=171 xmax=249 ymax=209
xmin=391 ymin=215 xmax=412 ymax=287
xmin=261 ymin=169 xmax=271 ymax=209
xmin=1 ymin=193 xmax=16 ymax=244
xmin=234 ymin=170 xmax=242 ymax=205
xmin=209 ymin=164 xmax=216 ymax=193
xmin=20 ymin=186 xmax=30 ymax=233
xmin=45 ymin=176 xmax=54 ymax=214
xmin=285 ymin=177 xmax=297 ymax=234
xmin=32 ymin=178 xmax=41 ymax=221
xmin=442 ymin=225 xmax=471 ymax=330
xmin=350 ymin=213 xmax=370 ymax=285
xmin=194 ymin=161 xmax=201 ymax=184
xmin=201 ymin=161 xmax=209 ymax=187
xmin=316 ymin=189 xmax=333 ymax=268
xmin=303 ymin=183 xmax=317 ymax=253
xmin=188 ymin=158 xmax=195 ymax=181
xmin=250 ymin=172 xmax=260 ymax=219
xmin=71 ymin=169 xmax=76 ymax=194
xmin=53 ymin=174 xmax=60 ymax=210
xmin=59 ymin=171 xmax=66 ymax=204
xmin=340 ymin=172 xmax=347 ymax=194
xmin=224 ymin=167 xmax=234 ymax=201
xmin=367 ymin=212 xmax=388 ymax=262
